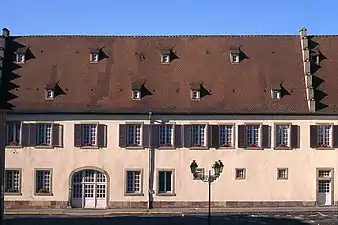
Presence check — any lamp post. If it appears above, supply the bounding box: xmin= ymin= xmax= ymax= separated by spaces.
xmin=190 ymin=160 xmax=224 ymax=225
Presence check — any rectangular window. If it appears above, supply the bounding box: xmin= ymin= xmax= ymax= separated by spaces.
xmin=317 ymin=125 xmax=332 ymax=147
xmin=235 ymin=168 xmax=246 ymax=179
xmin=191 ymin=90 xmax=200 ymax=100
xmin=37 ymin=123 xmax=52 ymax=146
xmin=90 ymin=53 xmax=99 ymax=62
xmin=191 ymin=124 xmax=207 ymax=147
xmin=35 ymin=170 xmax=52 ymax=194
xmin=126 ymin=170 xmax=141 ymax=194
xmin=126 ymin=124 xmax=142 ymax=147
xmin=6 ymin=122 xmax=21 ymax=146
xmin=82 ymin=124 xmax=97 ymax=146
xmin=161 ymin=54 xmax=170 ymax=63
xmin=16 ymin=54 xmax=25 ymax=63
xmin=246 ymin=125 xmax=260 ymax=147
xmin=271 ymin=90 xmax=281 ymax=99
xmin=275 ymin=125 xmax=290 ymax=147
xmin=132 ymin=90 xmax=141 ymax=100
xmin=158 ymin=170 xmax=173 ymax=194
xmin=277 ymin=168 xmax=288 ymax=180
xmin=4 ymin=170 xmax=20 ymax=194
xmin=159 ymin=124 xmax=173 ymax=147
xmin=230 ymin=53 xmax=239 ymax=63
xmin=219 ymin=125 xmax=233 ymax=147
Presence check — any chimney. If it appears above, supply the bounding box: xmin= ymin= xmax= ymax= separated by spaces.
xmin=2 ymin=28 xmax=10 ymax=38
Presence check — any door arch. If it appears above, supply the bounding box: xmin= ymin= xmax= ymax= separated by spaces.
xmin=70 ymin=168 xmax=109 ymax=209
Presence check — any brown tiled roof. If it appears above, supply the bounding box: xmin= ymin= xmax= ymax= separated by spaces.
xmin=5 ymin=34 xmax=338 ymax=114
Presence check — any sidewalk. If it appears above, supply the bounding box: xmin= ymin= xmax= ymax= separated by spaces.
xmin=4 ymin=206 xmax=338 ymax=216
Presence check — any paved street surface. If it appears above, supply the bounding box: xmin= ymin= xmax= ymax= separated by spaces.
xmin=3 ymin=211 xmax=338 ymax=225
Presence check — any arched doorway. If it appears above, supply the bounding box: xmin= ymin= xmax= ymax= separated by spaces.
xmin=71 ymin=169 xmax=108 ymax=208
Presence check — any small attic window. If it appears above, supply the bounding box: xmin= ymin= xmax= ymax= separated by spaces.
xmin=161 ymin=54 xmax=170 ymax=64
xmin=230 ymin=53 xmax=239 ymax=63
xmin=132 ymin=90 xmax=141 ymax=100
xmin=16 ymin=53 xmax=25 ymax=63
xmin=90 ymin=53 xmax=99 ymax=63
xmin=271 ymin=89 xmax=281 ymax=99
xmin=45 ymin=89 xmax=54 ymax=100
xmin=191 ymin=90 xmax=200 ymax=100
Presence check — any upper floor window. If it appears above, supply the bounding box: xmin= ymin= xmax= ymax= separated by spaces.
xmin=161 ymin=54 xmax=170 ymax=63
xmin=74 ymin=123 xmax=106 ymax=148
xmin=37 ymin=123 xmax=53 ymax=146
xmin=271 ymin=89 xmax=281 ymax=99
xmin=191 ymin=124 xmax=207 ymax=147
xmin=275 ymin=124 xmax=290 ymax=148
xmin=6 ymin=122 xmax=21 ymax=146
xmin=45 ymin=89 xmax=54 ymax=100
xmin=126 ymin=124 xmax=142 ymax=147
xmin=230 ymin=53 xmax=240 ymax=63
xmin=82 ymin=124 xmax=97 ymax=146
xmin=132 ymin=90 xmax=141 ymax=100
xmin=219 ymin=125 xmax=233 ymax=147
xmin=191 ymin=90 xmax=200 ymax=100
xmin=317 ymin=125 xmax=332 ymax=148
xmin=159 ymin=124 xmax=174 ymax=147
xmin=245 ymin=125 xmax=261 ymax=148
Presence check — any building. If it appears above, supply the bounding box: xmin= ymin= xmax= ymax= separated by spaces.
xmin=2 ymin=27 xmax=338 ymax=209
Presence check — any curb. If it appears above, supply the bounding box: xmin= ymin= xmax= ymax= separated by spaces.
xmin=4 ymin=211 xmax=184 ymax=216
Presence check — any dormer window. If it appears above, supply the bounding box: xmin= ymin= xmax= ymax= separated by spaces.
xmin=16 ymin=53 xmax=25 ymax=63
xmin=161 ymin=54 xmax=170 ymax=64
xmin=271 ymin=89 xmax=281 ymax=99
xmin=45 ymin=89 xmax=54 ymax=100
xmin=191 ymin=90 xmax=200 ymax=100
xmin=132 ymin=90 xmax=141 ymax=100
xmin=90 ymin=53 xmax=99 ymax=63
xmin=230 ymin=53 xmax=240 ymax=63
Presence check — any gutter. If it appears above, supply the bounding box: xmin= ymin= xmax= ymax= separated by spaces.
xmin=147 ymin=111 xmax=154 ymax=210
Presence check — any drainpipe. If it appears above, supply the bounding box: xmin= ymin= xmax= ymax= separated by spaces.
xmin=147 ymin=111 xmax=154 ymax=210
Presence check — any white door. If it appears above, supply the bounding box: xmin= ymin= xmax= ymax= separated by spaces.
xmin=71 ymin=170 xmax=107 ymax=209
xmin=317 ymin=180 xmax=332 ymax=206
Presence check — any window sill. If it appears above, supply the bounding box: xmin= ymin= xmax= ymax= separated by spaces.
xmin=124 ymin=193 xmax=144 ymax=196
xmin=189 ymin=146 xmax=208 ymax=150
xmin=158 ymin=146 xmax=176 ymax=150
xmin=125 ymin=146 xmax=143 ymax=150
xmin=34 ymin=193 xmax=53 ymax=196
xmin=230 ymin=61 xmax=240 ymax=64
xmin=218 ymin=146 xmax=235 ymax=150
xmin=244 ymin=147 xmax=263 ymax=150
xmin=315 ymin=147 xmax=335 ymax=150
xmin=156 ymin=192 xmax=176 ymax=196
xmin=5 ymin=192 xmax=22 ymax=196
xmin=80 ymin=146 xmax=99 ymax=149
xmin=90 ymin=61 xmax=99 ymax=64
xmin=274 ymin=147 xmax=293 ymax=150
xmin=35 ymin=146 xmax=54 ymax=149
xmin=6 ymin=145 xmax=23 ymax=148
xmin=235 ymin=178 xmax=246 ymax=180
xmin=277 ymin=178 xmax=288 ymax=180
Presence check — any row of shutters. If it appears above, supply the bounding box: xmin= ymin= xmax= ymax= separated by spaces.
xmin=18 ymin=124 xmax=338 ymax=149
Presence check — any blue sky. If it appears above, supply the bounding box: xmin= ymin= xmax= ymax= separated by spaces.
xmin=1 ymin=0 xmax=337 ymax=36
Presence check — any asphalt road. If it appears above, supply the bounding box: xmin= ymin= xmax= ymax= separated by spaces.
xmin=3 ymin=212 xmax=338 ymax=225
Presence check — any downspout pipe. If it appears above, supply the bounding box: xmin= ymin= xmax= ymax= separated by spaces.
xmin=147 ymin=111 xmax=154 ymax=210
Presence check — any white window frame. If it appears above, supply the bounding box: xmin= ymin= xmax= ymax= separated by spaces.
xmin=230 ymin=53 xmax=239 ymax=63
xmin=157 ymin=169 xmax=174 ymax=194
xmin=82 ymin=124 xmax=98 ymax=147
xmin=219 ymin=125 xmax=234 ymax=147
xmin=4 ymin=169 xmax=21 ymax=194
xmin=90 ymin=53 xmax=99 ymax=63
xmin=245 ymin=124 xmax=261 ymax=147
xmin=125 ymin=170 xmax=142 ymax=194
xmin=35 ymin=169 xmax=52 ymax=195
xmin=161 ymin=54 xmax=170 ymax=63
xmin=235 ymin=168 xmax=246 ymax=180
xmin=6 ymin=122 xmax=22 ymax=146
xmin=126 ymin=124 xmax=142 ymax=147
xmin=45 ymin=89 xmax=54 ymax=100
xmin=277 ymin=168 xmax=288 ymax=180
xmin=271 ymin=89 xmax=281 ymax=99
xmin=191 ymin=124 xmax=207 ymax=147
xmin=16 ymin=53 xmax=25 ymax=63
xmin=190 ymin=90 xmax=200 ymax=100
xmin=159 ymin=124 xmax=174 ymax=147
xmin=132 ymin=90 xmax=141 ymax=100
xmin=37 ymin=123 xmax=53 ymax=146
xmin=275 ymin=124 xmax=291 ymax=148
xmin=317 ymin=125 xmax=332 ymax=148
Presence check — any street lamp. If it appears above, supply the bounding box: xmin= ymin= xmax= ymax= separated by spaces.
xmin=190 ymin=160 xmax=224 ymax=225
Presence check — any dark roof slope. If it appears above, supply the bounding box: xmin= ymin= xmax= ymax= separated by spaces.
xmin=6 ymin=34 xmax=336 ymax=114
